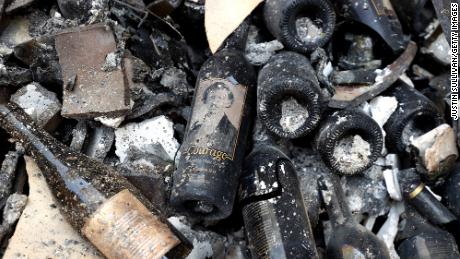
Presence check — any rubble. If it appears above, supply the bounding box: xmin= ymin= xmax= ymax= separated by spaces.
xmin=245 ymin=40 xmax=284 ymax=66
xmin=411 ymin=124 xmax=459 ymax=178
xmin=168 ymin=216 xmax=229 ymax=259
xmin=55 ymin=24 xmax=130 ymax=118
xmin=0 ymin=148 xmax=22 ymax=209
xmin=10 ymin=82 xmax=61 ymax=129
xmin=82 ymin=124 xmax=115 ymax=161
xmin=0 ymin=0 xmax=457 ymax=257
xmin=114 ymin=115 xmax=179 ymax=163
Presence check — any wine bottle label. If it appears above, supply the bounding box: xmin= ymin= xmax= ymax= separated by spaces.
xmin=370 ymin=0 xmax=395 ymax=16
xmin=342 ymin=245 xmax=366 ymax=259
xmin=184 ymin=77 xmax=248 ymax=161
xmin=83 ymin=189 xmax=180 ymax=259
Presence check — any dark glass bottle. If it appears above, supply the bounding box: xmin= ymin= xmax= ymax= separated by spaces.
xmin=257 ymin=51 xmax=323 ymax=139
xmin=315 ymin=109 xmax=383 ymax=175
xmin=239 ymin=128 xmax=318 ymax=259
xmin=442 ymin=163 xmax=460 ymax=218
xmin=170 ymin=24 xmax=256 ymax=220
xmin=399 ymin=168 xmax=460 ymax=244
xmin=318 ymin=176 xmax=391 ymax=259
xmin=396 ymin=205 xmax=460 ymax=259
xmin=263 ymin=0 xmax=336 ymax=53
xmin=0 ymin=103 xmax=192 ymax=259
xmin=384 ymin=82 xmax=444 ymax=154
xmin=335 ymin=0 xmax=408 ymax=52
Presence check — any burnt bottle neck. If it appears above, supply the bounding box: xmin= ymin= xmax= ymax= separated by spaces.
xmin=319 ymin=176 xmax=353 ymax=227
xmin=0 ymin=103 xmax=106 ymax=211
xmin=218 ymin=20 xmax=250 ymax=52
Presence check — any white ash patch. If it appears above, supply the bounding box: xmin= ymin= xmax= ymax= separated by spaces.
xmin=114 ymin=116 xmax=179 ymax=163
xmin=374 ymin=67 xmax=391 ymax=84
xmin=101 ymin=52 xmax=121 ymax=72
xmin=333 ymin=135 xmax=371 ymax=172
xmin=322 ymin=61 xmax=333 ymax=78
xmin=369 ymin=96 xmax=398 ymax=127
xmin=10 ymin=83 xmax=61 ymax=127
xmin=280 ymin=97 xmax=309 ymax=133
xmin=296 ymin=17 xmax=324 ymax=44
xmin=168 ymin=216 xmax=227 ymax=259
xmin=245 ymin=40 xmax=284 ymax=66
xmin=94 ymin=116 xmax=125 ymax=128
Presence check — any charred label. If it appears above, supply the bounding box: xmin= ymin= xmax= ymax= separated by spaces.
xmin=342 ymin=245 xmax=366 ymax=259
xmin=370 ymin=0 xmax=395 ymax=16
xmin=83 ymin=189 xmax=180 ymax=259
xmin=185 ymin=78 xmax=248 ymax=161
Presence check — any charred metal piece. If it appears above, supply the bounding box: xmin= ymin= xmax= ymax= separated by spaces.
xmin=240 ymin=142 xmax=318 ymax=259
xmin=264 ymin=0 xmax=336 ymax=53
xmin=384 ymin=82 xmax=444 ymax=154
xmin=315 ymin=109 xmax=383 ymax=175
xmin=258 ymin=51 xmax=323 ymax=139
xmin=336 ymin=0 xmax=408 ymax=52
xmin=329 ymin=41 xmax=417 ymax=108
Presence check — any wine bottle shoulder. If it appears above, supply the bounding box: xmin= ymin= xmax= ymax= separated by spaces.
xmin=198 ymin=50 xmax=256 ymax=87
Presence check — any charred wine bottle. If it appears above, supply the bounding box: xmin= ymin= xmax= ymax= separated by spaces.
xmin=384 ymin=82 xmax=444 ymax=154
xmin=257 ymin=51 xmax=323 ymax=139
xmin=335 ymin=0 xmax=408 ymax=52
xmin=170 ymin=23 xmax=256 ymax=220
xmin=240 ymin=125 xmax=318 ymax=259
xmin=263 ymin=0 xmax=336 ymax=53
xmin=397 ymin=206 xmax=460 ymax=259
xmin=398 ymin=230 xmax=460 ymax=259
xmin=399 ymin=168 xmax=460 ymax=243
xmin=442 ymin=163 xmax=460 ymax=218
xmin=318 ymin=176 xmax=391 ymax=259
xmin=0 ymin=103 xmax=192 ymax=259
xmin=315 ymin=109 xmax=383 ymax=175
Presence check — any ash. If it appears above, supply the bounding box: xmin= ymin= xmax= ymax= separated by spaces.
xmin=296 ymin=17 xmax=324 ymax=44
xmin=333 ymin=135 xmax=371 ymax=172
xmin=280 ymin=97 xmax=309 ymax=133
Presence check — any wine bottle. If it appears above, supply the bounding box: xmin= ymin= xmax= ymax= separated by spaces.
xmin=257 ymin=51 xmax=324 ymax=139
xmin=239 ymin=126 xmax=318 ymax=258
xmin=397 ymin=206 xmax=460 ymax=259
xmin=170 ymin=23 xmax=256 ymax=220
xmin=0 ymin=102 xmax=192 ymax=259
xmin=318 ymin=176 xmax=391 ymax=259
xmin=315 ymin=109 xmax=383 ymax=175
xmin=263 ymin=0 xmax=336 ymax=53
xmin=399 ymin=168 xmax=460 ymax=244
xmin=442 ymin=163 xmax=460 ymax=218
xmin=335 ymin=0 xmax=408 ymax=52
xmin=384 ymin=82 xmax=444 ymax=154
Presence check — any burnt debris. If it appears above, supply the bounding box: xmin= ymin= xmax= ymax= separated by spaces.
xmin=0 ymin=0 xmax=457 ymax=258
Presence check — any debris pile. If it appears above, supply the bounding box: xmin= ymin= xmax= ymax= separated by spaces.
xmin=0 ymin=0 xmax=457 ymax=258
